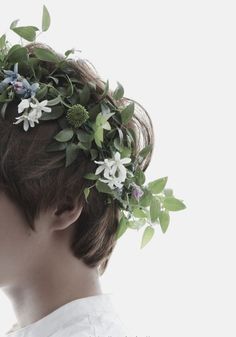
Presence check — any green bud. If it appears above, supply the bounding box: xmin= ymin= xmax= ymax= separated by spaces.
xmin=66 ymin=104 xmax=89 ymax=129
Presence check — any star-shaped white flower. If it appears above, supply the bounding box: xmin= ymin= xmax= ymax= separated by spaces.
xmin=110 ymin=152 xmax=131 ymax=182
xmin=94 ymin=158 xmax=115 ymax=177
xmin=13 ymin=112 xmax=39 ymax=132
xmin=94 ymin=152 xmax=131 ymax=190
xmin=18 ymin=98 xmax=31 ymax=114
xmin=29 ymin=98 xmax=51 ymax=119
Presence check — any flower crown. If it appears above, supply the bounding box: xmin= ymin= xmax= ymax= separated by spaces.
xmin=0 ymin=5 xmax=186 ymax=248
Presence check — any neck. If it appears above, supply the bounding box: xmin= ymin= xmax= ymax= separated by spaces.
xmin=2 ymin=253 xmax=102 ymax=329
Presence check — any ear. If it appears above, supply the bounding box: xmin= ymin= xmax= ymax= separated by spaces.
xmin=51 ymin=196 xmax=83 ymax=232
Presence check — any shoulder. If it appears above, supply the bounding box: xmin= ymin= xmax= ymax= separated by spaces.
xmin=65 ymin=311 xmax=129 ymax=337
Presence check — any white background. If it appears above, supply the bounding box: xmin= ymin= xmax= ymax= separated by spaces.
xmin=0 ymin=0 xmax=235 ymax=336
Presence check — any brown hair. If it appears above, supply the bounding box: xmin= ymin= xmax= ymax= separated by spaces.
xmin=0 ymin=42 xmax=154 ymax=275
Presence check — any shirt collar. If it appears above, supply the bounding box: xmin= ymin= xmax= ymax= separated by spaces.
xmin=4 ymin=293 xmax=115 ymax=337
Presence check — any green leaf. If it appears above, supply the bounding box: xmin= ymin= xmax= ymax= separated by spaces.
xmin=0 ymin=34 xmax=6 ymax=49
xmin=84 ymin=173 xmax=99 ymax=180
xmin=46 ymin=95 xmax=62 ymax=106
xmin=11 ymin=26 xmax=39 ymax=42
xmin=95 ymin=180 xmax=113 ymax=194
xmin=10 ymin=19 xmax=19 ymax=30
xmin=148 ymin=177 xmax=168 ymax=194
xmin=76 ymin=129 xmax=93 ymax=142
xmin=100 ymin=79 xmax=109 ymax=99
xmin=84 ymin=187 xmax=90 ymax=202
xmin=54 ymin=128 xmax=74 ymax=142
xmin=133 ymin=208 xmax=147 ymax=219
xmin=45 ymin=141 xmax=67 ymax=152
xmin=141 ymin=226 xmax=155 ymax=249
xmin=139 ymin=144 xmax=153 ymax=159
xmin=7 ymin=47 xmax=28 ymax=63
xmin=150 ymin=197 xmax=160 ymax=223
xmin=64 ymin=48 xmax=75 ymax=58
xmin=66 ymin=142 xmax=79 ymax=167
xmin=33 ymin=47 xmax=60 ymax=63
xmin=35 ymin=84 xmax=48 ymax=100
xmin=164 ymin=188 xmax=174 ymax=197
xmin=42 ymin=5 xmax=51 ymax=32
xmin=139 ymin=189 xmax=153 ymax=207
xmin=112 ymin=81 xmax=124 ymax=100
xmin=90 ymin=149 xmax=98 ymax=160
xmin=121 ymin=102 xmax=135 ymax=124
xmin=116 ymin=215 xmax=128 ymax=240
xmin=79 ymin=84 xmax=90 ymax=105
xmin=94 ymin=127 xmax=103 ymax=147
xmin=163 ymin=197 xmax=186 ymax=211
xmin=134 ymin=167 xmax=145 ymax=185
xmin=39 ymin=106 xmax=64 ymax=120
xmin=159 ymin=210 xmax=170 ymax=233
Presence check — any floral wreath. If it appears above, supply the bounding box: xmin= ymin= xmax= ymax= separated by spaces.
xmin=0 ymin=5 xmax=186 ymax=248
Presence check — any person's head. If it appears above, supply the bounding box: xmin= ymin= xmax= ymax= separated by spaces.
xmin=0 ymin=42 xmax=154 ymax=285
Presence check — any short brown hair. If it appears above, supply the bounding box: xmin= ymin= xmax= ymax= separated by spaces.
xmin=0 ymin=42 xmax=154 ymax=275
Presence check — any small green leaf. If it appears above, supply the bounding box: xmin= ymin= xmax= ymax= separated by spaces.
xmin=141 ymin=226 xmax=155 ymax=249
xmin=33 ymin=47 xmax=60 ymax=63
xmin=54 ymin=128 xmax=74 ymax=142
xmin=133 ymin=208 xmax=147 ymax=219
xmin=112 ymin=81 xmax=124 ymax=100
xmin=164 ymin=188 xmax=174 ymax=197
xmin=134 ymin=167 xmax=145 ymax=185
xmin=100 ymin=79 xmax=109 ymax=99
xmin=11 ymin=26 xmax=39 ymax=42
xmin=45 ymin=141 xmax=67 ymax=152
xmin=96 ymin=180 xmax=113 ymax=194
xmin=148 ymin=177 xmax=168 ymax=194
xmin=46 ymin=95 xmax=62 ymax=106
xmin=79 ymin=84 xmax=90 ymax=105
xmin=139 ymin=189 xmax=153 ymax=207
xmin=76 ymin=129 xmax=93 ymax=142
xmin=0 ymin=34 xmax=6 ymax=49
xmin=35 ymin=84 xmax=48 ymax=100
xmin=139 ymin=144 xmax=153 ymax=159
xmin=121 ymin=102 xmax=135 ymax=124
xmin=42 ymin=5 xmax=51 ymax=32
xmin=65 ymin=142 xmax=79 ymax=167
xmin=84 ymin=173 xmax=99 ymax=180
xmin=150 ymin=197 xmax=160 ymax=223
xmin=159 ymin=210 xmax=170 ymax=233
xmin=40 ymin=106 xmax=64 ymax=120
xmin=116 ymin=215 xmax=128 ymax=240
xmin=163 ymin=197 xmax=186 ymax=211
xmin=64 ymin=49 xmax=75 ymax=58
xmin=90 ymin=149 xmax=98 ymax=160
xmin=10 ymin=19 xmax=19 ymax=30
xmin=7 ymin=47 xmax=28 ymax=63
xmin=84 ymin=187 xmax=90 ymax=202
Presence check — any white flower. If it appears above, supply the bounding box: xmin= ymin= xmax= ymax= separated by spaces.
xmin=100 ymin=175 xmax=124 ymax=189
xmin=29 ymin=97 xmax=51 ymax=119
xmin=94 ymin=158 xmax=115 ymax=177
xmin=94 ymin=152 xmax=131 ymax=190
xmin=13 ymin=112 xmax=39 ymax=132
xmin=18 ymin=98 xmax=31 ymax=114
xmin=110 ymin=152 xmax=131 ymax=182
xmin=13 ymin=97 xmax=52 ymax=131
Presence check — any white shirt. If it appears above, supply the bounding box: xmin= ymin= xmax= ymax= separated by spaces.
xmin=2 ymin=293 xmax=129 ymax=337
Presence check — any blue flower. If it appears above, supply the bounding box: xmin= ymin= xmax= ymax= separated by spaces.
xmin=0 ymin=63 xmax=21 ymax=93
xmin=14 ymin=78 xmax=39 ymax=98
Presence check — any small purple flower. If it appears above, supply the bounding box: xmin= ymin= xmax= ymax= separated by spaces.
xmin=132 ymin=185 xmax=144 ymax=201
